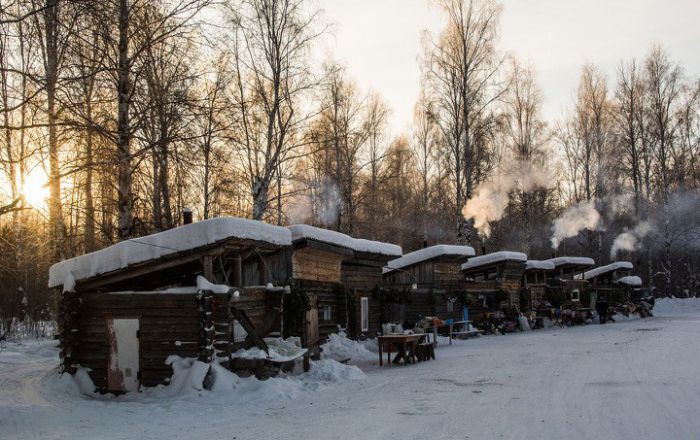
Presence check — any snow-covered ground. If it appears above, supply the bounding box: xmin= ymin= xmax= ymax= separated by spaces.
xmin=2 ymin=298 xmax=699 ymax=440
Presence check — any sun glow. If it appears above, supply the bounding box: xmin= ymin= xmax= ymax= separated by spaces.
xmin=20 ymin=167 xmax=50 ymax=209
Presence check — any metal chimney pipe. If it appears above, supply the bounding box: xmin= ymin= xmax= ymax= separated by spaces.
xmin=183 ymin=208 xmax=193 ymax=225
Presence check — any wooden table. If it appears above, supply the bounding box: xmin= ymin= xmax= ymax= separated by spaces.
xmin=377 ymin=334 xmax=424 ymax=366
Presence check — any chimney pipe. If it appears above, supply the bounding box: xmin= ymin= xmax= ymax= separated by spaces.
xmin=481 ymin=246 xmax=486 ymax=255
xmin=183 ymin=208 xmax=193 ymax=225
xmin=423 ymin=240 xmax=428 ymax=249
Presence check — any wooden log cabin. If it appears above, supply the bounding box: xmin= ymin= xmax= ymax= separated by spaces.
xmin=520 ymin=260 xmax=556 ymax=311
xmin=287 ymin=225 xmax=402 ymax=343
xmin=460 ymin=251 xmax=528 ymax=316
xmin=544 ymin=256 xmax=596 ymax=309
xmin=579 ymin=261 xmax=636 ymax=305
xmin=49 ymin=217 xmax=294 ymax=393
xmin=382 ymin=245 xmax=476 ymax=324
xmin=341 ymin=240 xmax=402 ymax=339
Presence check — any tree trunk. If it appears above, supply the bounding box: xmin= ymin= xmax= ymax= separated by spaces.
xmin=116 ymin=0 xmax=133 ymax=239
xmin=45 ymin=0 xmax=65 ymax=260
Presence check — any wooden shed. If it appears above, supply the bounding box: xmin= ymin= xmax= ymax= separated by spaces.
xmin=580 ymin=261 xmax=636 ymax=305
xmin=49 ymin=217 xmax=294 ymax=393
xmin=460 ymin=251 xmax=528 ymax=313
xmin=287 ymin=225 xmax=402 ymax=341
xmin=341 ymin=240 xmax=402 ymax=339
xmin=287 ymin=225 xmax=354 ymax=349
xmin=544 ymin=256 xmax=596 ymax=309
xmin=520 ymin=260 xmax=556 ymax=311
xmin=382 ymin=245 xmax=476 ymax=325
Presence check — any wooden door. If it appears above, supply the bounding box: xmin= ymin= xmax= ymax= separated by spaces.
xmin=107 ymin=318 xmax=140 ymax=393
xmin=305 ymin=294 xmax=320 ymax=358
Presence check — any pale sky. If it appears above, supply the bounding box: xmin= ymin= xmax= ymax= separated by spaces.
xmin=317 ymin=0 xmax=700 ymax=136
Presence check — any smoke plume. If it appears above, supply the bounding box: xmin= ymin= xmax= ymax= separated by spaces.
xmin=550 ymin=200 xmax=602 ymax=249
xmin=610 ymin=221 xmax=652 ymax=258
xmin=287 ymin=179 xmax=341 ymax=225
xmin=462 ymin=161 xmax=550 ymax=237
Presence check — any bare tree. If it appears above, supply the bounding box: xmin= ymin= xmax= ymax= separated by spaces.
xmin=226 ymin=0 xmax=323 ymax=220
xmin=425 ymin=0 xmax=506 ymax=244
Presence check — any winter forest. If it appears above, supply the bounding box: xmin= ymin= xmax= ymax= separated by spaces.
xmin=0 ymin=0 xmax=699 ymax=321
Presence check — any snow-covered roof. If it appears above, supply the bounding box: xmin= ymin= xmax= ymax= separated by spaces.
xmin=525 ymin=260 xmax=556 ymax=271
xmin=615 ymin=275 xmax=643 ymax=287
xmin=582 ymin=261 xmax=634 ymax=280
xmin=385 ymin=244 xmax=475 ymax=273
xmin=546 ymin=256 xmax=596 ymax=268
xmin=287 ymin=224 xmax=402 ymax=257
xmin=461 ymin=251 xmax=527 ymax=271
xmin=48 ymin=217 xmax=292 ymax=289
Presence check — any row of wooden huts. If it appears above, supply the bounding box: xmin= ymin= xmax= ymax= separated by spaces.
xmin=49 ymin=216 xmax=645 ymax=393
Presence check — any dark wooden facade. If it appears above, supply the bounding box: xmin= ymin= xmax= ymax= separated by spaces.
xmin=585 ymin=263 xmax=635 ymax=305
xmin=541 ymin=257 xmax=596 ymax=309
xmin=461 ymin=256 xmax=527 ymax=315
xmin=520 ymin=263 xmax=554 ymax=311
xmin=60 ymin=287 xmax=281 ymax=391
xmin=289 ymin=238 xmax=353 ymax=345
xmin=382 ymin=247 xmax=475 ymax=325
xmin=342 ymin=251 xmax=397 ymax=338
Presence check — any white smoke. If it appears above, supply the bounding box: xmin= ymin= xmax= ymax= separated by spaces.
xmin=610 ymin=221 xmax=652 ymax=258
xmin=462 ymin=161 xmax=551 ymax=237
xmin=550 ymin=200 xmax=602 ymax=249
xmin=287 ymin=179 xmax=341 ymax=226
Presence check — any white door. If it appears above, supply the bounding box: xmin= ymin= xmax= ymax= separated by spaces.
xmin=107 ymin=318 xmax=140 ymax=393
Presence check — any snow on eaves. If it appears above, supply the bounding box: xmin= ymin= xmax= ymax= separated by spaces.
xmin=525 ymin=260 xmax=556 ymax=271
xmin=461 ymin=251 xmax=527 ymax=271
xmin=385 ymin=245 xmax=476 ymax=273
xmin=287 ymin=224 xmax=402 ymax=257
xmin=48 ymin=217 xmax=292 ymax=289
xmin=582 ymin=261 xmax=634 ymax=280
xmin=546 ymin=256 xmax=596 ymax=268
xmin=615 ymin=275 xmax=642 ymax=287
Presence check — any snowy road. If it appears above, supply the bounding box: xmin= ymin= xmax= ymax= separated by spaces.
xmin=2 ymin=300 xmax=699 ymax=440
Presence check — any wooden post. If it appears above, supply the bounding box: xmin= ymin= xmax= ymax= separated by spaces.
xmin=232 ymin=254 xmax=242 ymax=287
xmin=199 ymin=290 xmax=215 ymax=363
xmin=202 ymin=255 xmax=214 ymax=281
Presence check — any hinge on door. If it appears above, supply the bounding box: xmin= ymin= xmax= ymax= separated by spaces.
xmin=136 ymin=330 xmax=141 ymax=338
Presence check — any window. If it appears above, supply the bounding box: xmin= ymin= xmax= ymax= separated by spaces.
xmin=321 ymin=305 xmax=332 ymax=321
xmin=360 ymin=297 xmax=369 ymax=332
xmin=571 ymin=289 xmax=580 ymax=302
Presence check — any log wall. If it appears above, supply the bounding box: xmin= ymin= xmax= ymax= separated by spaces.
xmin=292 ymin=248 xmax=344 ymax=283
xmin=60 ymin=288 xmax=280 ymax=392
xmin=342 ymin=258 xmax=385 ymax=337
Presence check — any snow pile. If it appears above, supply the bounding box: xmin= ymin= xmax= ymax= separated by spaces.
xmin=196 ymin=275 xmax=230 ymax=294
xmin=232 ymin=337 xmax=307 ymax=362
xmin=525 ymin=260 xmax=555 ymax=271
xmin=461 ymin=251 xmax=527 ymax=271
xmin=546 ymin=256 xmax=595 ymax=268
xmin=288 ymin=224 xmax=402 ymax=257
xmin=320 ymin=332 xmax=377 ymax=363
xmin=385 ymin=244 xmax=475 ymax=273
xmin=49 ymin=217 xmax=292 ymax=288
xmin=582 ymin=261 xmax=633 ymax=280
xmin=615 ymin=275 xmax=642 ymax=287
xmin=654 ymin=297 xmax=700 ymax=315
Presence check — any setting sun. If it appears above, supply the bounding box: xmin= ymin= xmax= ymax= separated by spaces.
xmin=21 ymin=167 xmax=50 ymax=209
